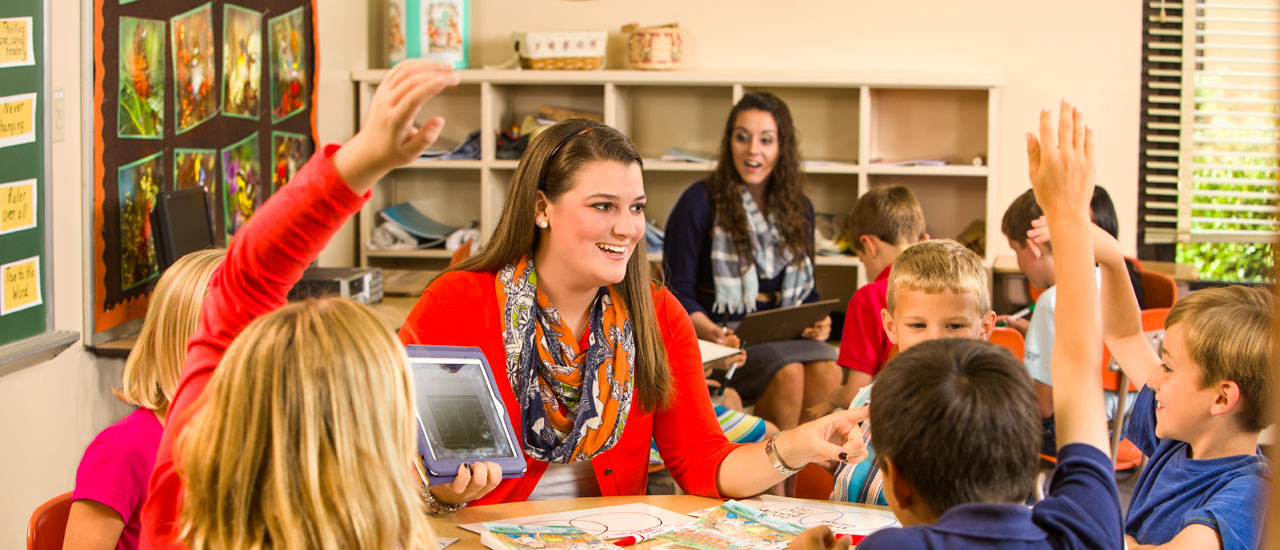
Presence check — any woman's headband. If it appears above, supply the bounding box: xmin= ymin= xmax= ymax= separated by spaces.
xmin=539 ymin=126 xmax=595 ymax=189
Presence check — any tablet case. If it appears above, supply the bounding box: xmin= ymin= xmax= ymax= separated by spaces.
xmin=407 ymin=345 xmax=526 ymax=485
xmin=731 ymin=299 xmax=841 ymax=347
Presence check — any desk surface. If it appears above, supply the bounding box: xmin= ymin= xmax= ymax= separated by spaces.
xmin=428 ymin=495 xmax=888 ymax=549
xmin=430 ymin=495 xmax=717 ymax=549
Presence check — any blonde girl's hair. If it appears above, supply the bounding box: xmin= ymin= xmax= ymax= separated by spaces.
xmin=115 ymin=248 xmax=226 ymax=414
xmin=446 ymin=119 xmax=673 ymax=411
xmin=177 ymin=298 xmax=434 ymax=550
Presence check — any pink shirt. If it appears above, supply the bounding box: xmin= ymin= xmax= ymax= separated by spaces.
xmin=73 ymin=407 xmax=163 ymax=550
xmin=836 ymin=266 xmax=894 ymax=376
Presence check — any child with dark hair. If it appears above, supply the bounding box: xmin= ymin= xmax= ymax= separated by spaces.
xmin=1001 ymin=183 xmax=1142 ymax=454
xmin=797 ymin=101 xmax=1124 ymax=550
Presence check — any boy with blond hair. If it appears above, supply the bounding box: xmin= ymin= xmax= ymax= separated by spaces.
xmin=837 ymin=100 xmax=1124 ymax=549
xmin=830 ymin=238 xmax=996 ymax=504
xmin=829 ymin=185 xmax=928 ymax=409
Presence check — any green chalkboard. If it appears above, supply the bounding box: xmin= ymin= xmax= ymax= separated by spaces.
xmin=0 ymin=0 xmax=47 ymax=350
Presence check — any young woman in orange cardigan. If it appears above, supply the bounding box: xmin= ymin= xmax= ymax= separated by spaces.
xmin=399 ymin=119 xmax=869 ymax=511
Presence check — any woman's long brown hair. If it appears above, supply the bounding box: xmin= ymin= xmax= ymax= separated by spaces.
xmin=706 ymin=92 xmax=812 ymax=266
xmin=447 ymin=119 xmax=672 ymax=411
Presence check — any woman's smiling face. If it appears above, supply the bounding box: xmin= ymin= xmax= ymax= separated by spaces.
xmin=538 ymin=160 xmax=647 ymax=288
xmin=730 ymin=109 xmax=779 ymax=187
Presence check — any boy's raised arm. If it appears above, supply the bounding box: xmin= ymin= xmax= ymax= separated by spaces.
xmin=1027 ymin=100 xmax=1110 ymax=455
xmin=1026 ymin=218 xmax=1161 ymax=389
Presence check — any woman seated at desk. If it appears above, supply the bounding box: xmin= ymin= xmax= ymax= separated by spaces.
xmin=399 ymin=120 xmax=865 ymax=511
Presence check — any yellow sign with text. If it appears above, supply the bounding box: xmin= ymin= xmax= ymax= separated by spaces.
xmin=0 ymin=17 xmax=34 ymax=68
xmin=2 ymin=256 xmax=41 ymax=315
xmin=0 ymin=92 xmax=37 ymax=149
xmin=0 ymin=178 xmax=36 ymax=234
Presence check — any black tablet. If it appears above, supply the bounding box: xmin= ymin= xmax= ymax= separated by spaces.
xmin=731 ymin=299 xmax=842 ymax=347
xmin=407 ymin=345 xmax=525 ymax=486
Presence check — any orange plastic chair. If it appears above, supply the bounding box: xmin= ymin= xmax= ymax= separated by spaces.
xmin=989 ymin=327 xmax=1025 ymax=361
xmin=1102 ymin=308 xmax=1169 ymax=467
xmin=1140 ymin=270 xmax=1178 ymax=309
xmin=27 ymin=491 xmax=72 ymax=550
xmin=795 ymin=463 xmax=837 ymax=500
xmin=448 ymin=238 xmax=474 ymax=267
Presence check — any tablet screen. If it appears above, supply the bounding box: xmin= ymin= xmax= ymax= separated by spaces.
xmin=411 ymin=358 xmax=518 ymax=461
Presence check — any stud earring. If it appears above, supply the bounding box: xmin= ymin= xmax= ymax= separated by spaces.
xmin=537 ymin=218 xmax=548 ymax=228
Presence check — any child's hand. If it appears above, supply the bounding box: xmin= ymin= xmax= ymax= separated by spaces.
xmin=995 ymin=315 xmax=1030 ymax=334
xmin=789 ymin=526 xmax=851 ymax=550
xmin=332 ymin=60 xmax=460 ymax=193
xmin=1026 ymin=99 xmax=1095 ymax=219
xmin=1028 ymin=215 xmax=1124 ymax=267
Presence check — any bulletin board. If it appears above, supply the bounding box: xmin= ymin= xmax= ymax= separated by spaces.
xmin=88 ymin=0 xmax=318 ymax=345
xmin=0 ymin=0 xmax=77 ymax=374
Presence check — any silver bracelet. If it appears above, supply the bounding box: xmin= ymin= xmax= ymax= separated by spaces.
xmin=421 ymin=484 xmax=467 ymax=515
xmin=765 ymin=432 xmax=803 ymax=476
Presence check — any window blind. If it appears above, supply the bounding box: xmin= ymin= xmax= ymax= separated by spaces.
xmin=1139 ymin=0 xmax=1280 ymax=252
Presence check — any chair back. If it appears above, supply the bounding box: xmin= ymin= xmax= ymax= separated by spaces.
xmin=989 ymin=327 xmax=1025 ymax=361
xmin=27 ymin=491 xmax=72 ymax=550
xmin=1100 ymin=308 xmax=1169 ymax=392
xmin=1140 ymin=270 xmax=1178 ymax=309
xmin=448 ymin=238 xmax=474 ymax=267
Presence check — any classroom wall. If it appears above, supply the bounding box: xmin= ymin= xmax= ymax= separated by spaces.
xmin=1 ymin=0 xmax=1139 ymax=542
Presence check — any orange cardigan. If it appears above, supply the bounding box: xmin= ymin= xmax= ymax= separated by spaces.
xmin=399 ymin=270 xmax=741 ymax=503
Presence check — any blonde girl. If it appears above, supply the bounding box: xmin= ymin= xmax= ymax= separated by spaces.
xmin=64 ymin=248 xmax=223 ymax=550
xmin=138 ymin=60 xmax=459 ymax=549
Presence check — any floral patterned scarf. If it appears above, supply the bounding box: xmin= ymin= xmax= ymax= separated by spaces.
xmin=496 ymin=254 xmax=636 ymax=463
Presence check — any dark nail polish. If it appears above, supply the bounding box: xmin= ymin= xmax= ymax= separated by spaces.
xmin=839 ymin=452 xmax=849 ymax=462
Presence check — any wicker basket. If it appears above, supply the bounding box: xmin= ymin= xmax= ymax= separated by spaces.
xmin=622 ymin=23 xmax=682 ymax=70
xmin=513 ymin=31 xmax=607 ymax=70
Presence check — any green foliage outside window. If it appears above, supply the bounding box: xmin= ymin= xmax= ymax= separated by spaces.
xmin=1176 ymin=79 xmax=1277 ymax=283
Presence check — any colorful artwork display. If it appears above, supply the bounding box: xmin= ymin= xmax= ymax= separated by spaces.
xmin=268 ymin=6 xmax=307 ymax=122
xmin=222 ymin=132 xmax=261 ymax=238
xmin=93 ymin=0 xmax=316 ymax=338
xmin=222 ymin=4 xmax=262 ymax=119
xmin=271 ymin=131 xmax=310 ymax=190
xmin=117 ymin=17 xmax=165 ymax=138
xmin=171 ymin=3 xmax=217 ymax=134
xmin=117 ymin=152 xmax=162 ymax=290
xmin=174 ymin=148 xmax=217 ymax=190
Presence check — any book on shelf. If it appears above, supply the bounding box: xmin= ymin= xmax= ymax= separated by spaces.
xmin=868 ymin=158 xmax=947 ymax=167
xmin=660 ymin=147 xmax=717 ymax=163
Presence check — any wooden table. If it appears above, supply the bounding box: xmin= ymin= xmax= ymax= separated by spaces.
xmin=429 ymin=495 xmax=719 ymax=549
xmin=428 ymin=495 xmax=892 ymax=549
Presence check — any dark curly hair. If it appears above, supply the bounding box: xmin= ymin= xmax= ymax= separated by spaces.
xmin=706 ymin=92 xmax=812 ymax=267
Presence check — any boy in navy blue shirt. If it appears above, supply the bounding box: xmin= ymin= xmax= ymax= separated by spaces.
xmin=788 ymin=102 xmax=1123 ymax=550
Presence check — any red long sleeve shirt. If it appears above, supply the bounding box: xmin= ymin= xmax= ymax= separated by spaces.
xmin=399 ymin=271 xmax=742 ymax=503
xmin=140 ymin=145 xmax=367 ymax=549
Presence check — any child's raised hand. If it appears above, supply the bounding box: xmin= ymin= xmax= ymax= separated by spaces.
xmin=1026 ymin=99 xmax=1095 ymax=218
xmin=333 ymin=60 xmax=460 ymax=193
